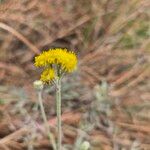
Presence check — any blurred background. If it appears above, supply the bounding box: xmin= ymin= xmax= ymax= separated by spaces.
xmin=0 ymin=0 xmax=150 ymax=149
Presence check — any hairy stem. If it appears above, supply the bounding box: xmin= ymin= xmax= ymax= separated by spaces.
xmin=38 ymin=91 xmax=56 ymax=150
xmin=56 ymin=77 xmax=62 ymax=150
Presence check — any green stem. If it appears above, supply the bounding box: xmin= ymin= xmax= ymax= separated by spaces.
xmin=56 ymin=77 xmax=62 ymax=150
xmin=38 ymin=91 xmax=56 ymax=150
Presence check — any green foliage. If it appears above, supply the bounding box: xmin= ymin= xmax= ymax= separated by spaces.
xmin=135 ymin=22 xmax=149 ymax=38
xmin=0 ymin=0 xmax=5 ymax=3
xmin=119 ymin=21 xmax=149 ymax=49
xmin=120 ymin=34 xmax=137 ymax=49
xmin=0 ymin=98 xmax=5 ymax=105
xmin=82 ymin=17 xmax=97 ymax=45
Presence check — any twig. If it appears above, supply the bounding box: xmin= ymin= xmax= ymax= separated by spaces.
xmin=0 ymin=22 xmax=40 ymax=54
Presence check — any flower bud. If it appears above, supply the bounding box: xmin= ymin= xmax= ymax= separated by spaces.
xmin=33 ymin=80 xmax=43 ymax=91
xmin=80 ymin=141 xmax=90 ymax=150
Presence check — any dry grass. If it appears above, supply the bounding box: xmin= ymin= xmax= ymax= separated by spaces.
xmin=0 ymin=0 xmax=150 ymax=149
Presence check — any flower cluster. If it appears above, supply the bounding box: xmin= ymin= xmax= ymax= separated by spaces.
xmin=34 ymin=48 xmax=77 ymax=82
xmin=40 ymin=68 xmax=55 ymax=82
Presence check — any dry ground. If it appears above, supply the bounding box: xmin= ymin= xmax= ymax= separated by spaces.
xmin=0 ymin=0 xmax=150 ymax=149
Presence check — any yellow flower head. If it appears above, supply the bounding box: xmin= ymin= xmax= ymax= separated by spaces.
xmin=35 ymin=48 xmax=77 ymax=82
xmin=35 ymin=48 xmax=77 ymax=72
xmin=40 ymin=68 xmax=55 ymax=82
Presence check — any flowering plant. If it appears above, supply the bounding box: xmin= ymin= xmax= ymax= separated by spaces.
xmin=34 ymin=48 xmax=77 ymax=150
